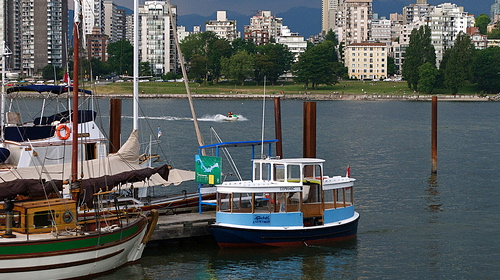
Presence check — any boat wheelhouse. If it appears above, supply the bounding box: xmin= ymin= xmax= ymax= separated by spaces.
xmin=210 ymin=156 xmax=359 ymax=248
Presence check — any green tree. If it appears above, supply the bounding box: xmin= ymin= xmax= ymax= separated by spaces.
xmin=488 ymin=22 xmax=500 ymax=39
xmin=418 ymin=62 xmax=438 ymax=93
xmin=180 ymin=32 xmax=232 ymax=84
xmin=402 ymin=26 xmax=436 ymax=89
xmin=140 ymin=62 xmax=152 ymax=77
xmin=475 ymin=14 xmax=490 ymax=35
xmin=292 ymin=41 xmax=340 ymax=89
xmin=221 ymin=50 xmax=254 ymax=85
xmin=387 ymin=57 xmax=396 ymax=76
xmin=472 ymin=47 xmax=500 ymax=94
xmin=188 ymin=54 xmax=210 ymax=82
xmin=324 ymin=29 xmax=339 ymax=46
xmin=41 ymin=64 xmax=63 ymax=80
xmin=444 ymin=32 xmax=475 ymax=94
xmin=107 ymin=40 xmax=133 ymax=75
xmin=231 ymin=38 xmax=256 ymax=54
xmin=253 ymin=43 xmax=294 ymax=85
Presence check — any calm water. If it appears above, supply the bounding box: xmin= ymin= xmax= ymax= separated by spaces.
xmin=70 ymin=98 xmax=499 ymax=279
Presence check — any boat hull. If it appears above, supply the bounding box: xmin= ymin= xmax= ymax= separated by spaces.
xmin=0 ymin=216 xmax=150 ymax=280
xmin=210 ymin=213 xmax=359 ymax=248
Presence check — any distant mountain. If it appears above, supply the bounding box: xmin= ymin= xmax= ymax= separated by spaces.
xmin=178 ymin=7 xmax=321 ymax=38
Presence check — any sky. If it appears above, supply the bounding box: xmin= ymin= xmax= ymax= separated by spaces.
xmin=114 ymin=0 xmax=493 ymax=18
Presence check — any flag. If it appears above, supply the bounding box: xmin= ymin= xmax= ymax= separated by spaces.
xmin=346 ymin=165 xmax=351 ymax=177
xmin=63 ymin=71 xmax=71 ymax=85
xmin=157 ymin=126 xmax=162 ymax=139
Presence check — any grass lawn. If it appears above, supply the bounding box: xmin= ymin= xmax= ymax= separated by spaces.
xmin=92 ymin=80 xmax=485 ymax=96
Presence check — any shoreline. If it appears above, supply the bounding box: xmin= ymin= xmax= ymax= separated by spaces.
xmin=10 ymin=92 xmax=496 ymax=101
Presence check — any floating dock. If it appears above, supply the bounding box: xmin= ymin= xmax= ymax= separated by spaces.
xmin=149 ymin=210 xmax=215 ymax=242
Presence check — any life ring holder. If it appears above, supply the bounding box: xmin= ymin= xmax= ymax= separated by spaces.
xmin=56 ymin=124 xmax=71 ymax=140
xmin=62 ymin=211 xmax=74 ymax=223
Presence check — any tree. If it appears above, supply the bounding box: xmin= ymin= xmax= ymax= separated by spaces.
xmin=180 ymin=32 xmax=232 ymax=83
xmin=472 ymin=47 xmax=500 ymax=94
xmin=387 ymin=57 xmax=396 ymax=76
xmin=402 ymin=26 xmax=436 ymax=89
xmin=292 ymin=41 xmax=340 ymax=89
xmin=475 ymin=14 xmax=490 ymax=35
xmin=488 ymin=22 xmax=500 ymax=39
xmin=221 ymin=50 xmax=254 ymax=85
xmin=324 ymin=29 xmax=339 ymax=46
xmin=140 ymin=62 xmax=152 ymax=77
xmin=253 ymin=43 xmax=294 ymax=85
xmin=41 ymin=64 xmax=63 ymax=80
xmin=107 ymin=40 xmax=133 ymax=75
xmin=231 ymin=38 xmax=256 ymax=54
xmin=444 ymin=32 xmax=475 ymax=94
xmin=188 ymin=54 xmax=210 ymax=82
xmin=418 ymin=62 xmax=438 ymax=93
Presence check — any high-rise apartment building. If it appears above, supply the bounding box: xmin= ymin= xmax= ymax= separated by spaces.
xmin=428 ymin=3 xmax=474 ymax=65
xmin=342 ymin=0 xmax=372 ymax=45
xmin=138 ymin=1 xmax=177 ymax=75
xmin=322 ymin=0 xmax=344 ymax=33
xmin=82 ymin=0 xmax=104 ymax=35
xmin=244 ymin=11 xmax=282 ymax=45
xmin=491 ymin=0 xmax=500 ymax=20
xmin=206 ymin=11 xmax=237 ymax=41
xmin=103 ymin=1 xmax=126 ymax=43
xmin=16 ymin=0 xmax=68 ymax=76
xmin=403 ymin=0 xmax=431 ymax=24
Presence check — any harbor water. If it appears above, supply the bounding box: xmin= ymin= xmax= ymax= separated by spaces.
xmin=61 ymin=98 xmax=498 ymax=279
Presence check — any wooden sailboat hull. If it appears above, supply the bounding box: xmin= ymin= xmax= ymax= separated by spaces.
xmin=210 ymin=213 xmax=359 ymax=248
xmin=0 ymin=215 xmax=153 ymax=280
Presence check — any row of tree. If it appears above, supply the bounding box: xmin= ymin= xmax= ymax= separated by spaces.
xmin=402 ymin=25 xmax=500 ymax=94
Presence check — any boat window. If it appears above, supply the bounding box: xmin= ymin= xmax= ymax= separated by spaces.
xmin=287 ymin=164 xmax=300 ymax=181
xmin=274 ymin=164 xmax=285 ymax=181
xmin=344 ymin=187 xmax=353 ymax=205
xmin=33 ymin=210 xmax=55 ymax=228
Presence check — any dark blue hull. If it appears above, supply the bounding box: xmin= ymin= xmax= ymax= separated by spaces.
xmin=210 ymin=215 xmax=359 ymax=248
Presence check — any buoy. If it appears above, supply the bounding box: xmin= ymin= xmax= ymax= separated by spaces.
xmin=56 ymin=124 xmax=71 ymax=140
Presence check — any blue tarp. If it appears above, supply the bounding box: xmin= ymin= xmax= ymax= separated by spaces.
xmin=7 ymin=85 xmax=92 ymax=95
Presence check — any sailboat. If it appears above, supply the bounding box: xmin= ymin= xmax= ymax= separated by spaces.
xmin=0 ymin=2 xmax=159 ymax=279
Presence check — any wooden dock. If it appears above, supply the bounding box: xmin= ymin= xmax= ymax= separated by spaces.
xmin=149 ymin=210 xmax=216 ymax=242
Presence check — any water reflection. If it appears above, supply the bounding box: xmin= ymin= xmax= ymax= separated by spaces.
xmin=426 ymin=174 xmax=442 ymax=215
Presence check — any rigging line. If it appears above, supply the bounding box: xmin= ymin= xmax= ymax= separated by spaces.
xmin=260 ymin=76 xmax=266 ymax=157
xmin=209 ymin=127 xmax=242 ymax=180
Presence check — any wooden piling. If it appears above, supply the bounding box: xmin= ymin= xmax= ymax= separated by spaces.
xmin=109 ymin=99 xmax=122 ymax=153
xmin=274 ymin=97 xmax=283 ymax=158
xmin=303 ymin=102 xmax=316 ymax=158
xmin=431 ymin=96 xmax=438 ymax=174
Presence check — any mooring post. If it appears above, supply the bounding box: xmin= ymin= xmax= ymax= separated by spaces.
xmin=274 ymin=97 xmax=283 ymax=158
xmin=431 ymin=96 xmax=438 ymax=174
xmin=109 ymin=99 xmax=122 ymax=153
xmin=303 ymin=102 xmax=316 ymax=159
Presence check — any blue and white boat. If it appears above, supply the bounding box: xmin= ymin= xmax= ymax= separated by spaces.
xmin=210 ymin=155 xmax=359 ymax=248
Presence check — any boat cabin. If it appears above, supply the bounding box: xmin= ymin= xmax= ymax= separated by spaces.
xmin=1 ymin=198 xmax=77 ymax=234
xmin=215 ymin=157 xmax=356 ymax=228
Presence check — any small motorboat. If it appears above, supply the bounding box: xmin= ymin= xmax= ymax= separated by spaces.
xmin=224 ymin=112 xmax=239 ymax=122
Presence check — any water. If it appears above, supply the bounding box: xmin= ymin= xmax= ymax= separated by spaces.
xmin=44 ymin=98 xmax=498 ymax=279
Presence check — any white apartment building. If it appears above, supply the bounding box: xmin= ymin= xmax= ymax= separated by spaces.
xmin=342 ymin=0 xmax=372 ymax=45
xmin=244 ymin=11 xmax=282 ymax=45
xmin=322 ymin=0 xmax=344 ymax=33
xmin=345 ymin=42 xmax=387 ymax=80
xmin=82 ymin=0 xmax=104 ymax=35
xmin=177 ymin=25 xmax=201 ymax=42
xmin=371 ymin=18 xmax=392 ymax=44
xmin=103 ymin=1 xmax=126 ymax=43
xmin=428 ymin=3 xmax=475 ymax=65
xmin=403 ymin=0 xmax=431 ymax=24
xmin=138 ymin=1 xmax=177 ymax=75
xmin=205 ymin=11 xmax=237 ymax=41
xmin=277 ymin=26 xmax=307 ymax=62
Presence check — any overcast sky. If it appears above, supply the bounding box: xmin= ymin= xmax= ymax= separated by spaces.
xmin=114 ymin=0 xmax=493 ymax=17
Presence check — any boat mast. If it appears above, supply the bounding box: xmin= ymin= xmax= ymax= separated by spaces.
xmin=166 ymin=1 xmax=205 ymax=153
xmin=1 ymin=41 xmax=11 ymax=141
xmin=133 ymin=0 xmax=139 ymax=130
xmin=71 ymin=0 xmax=81 ymax=187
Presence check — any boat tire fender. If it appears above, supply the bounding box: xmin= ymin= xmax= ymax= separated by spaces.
xmin=56 ymin=124 xmax=71 ymax=140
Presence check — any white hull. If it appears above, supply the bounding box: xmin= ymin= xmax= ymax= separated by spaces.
xmin=0 ymin=220 xmax=149 ymax=280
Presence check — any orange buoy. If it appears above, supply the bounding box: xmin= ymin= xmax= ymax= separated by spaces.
xmin=55 ymin=124 xmax=70 ymax=140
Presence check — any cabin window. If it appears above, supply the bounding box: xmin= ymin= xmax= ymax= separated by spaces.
xmin=274 ymin=164 xmax=285 ymax=181
xmin=85 ymin=143 xmax=96 ymax=160
xmin=287 ymin=165 xmax=300 ymax=181
xmin=33 ymin=210 xmax=55 ymax=228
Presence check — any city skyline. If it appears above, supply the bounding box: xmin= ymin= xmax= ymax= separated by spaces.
xmin=113 ymin=0 xmax=492 ymax=18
